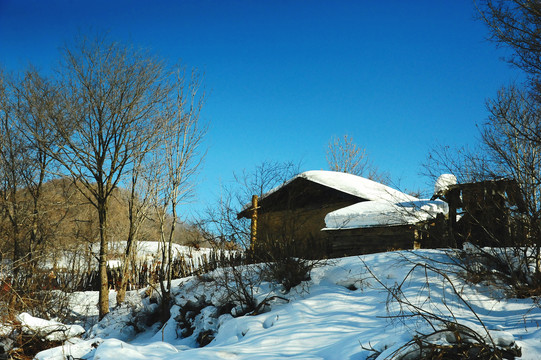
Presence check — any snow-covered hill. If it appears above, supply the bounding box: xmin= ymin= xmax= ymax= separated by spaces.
xmin=36 ymin=250 xmax=541 ymax=359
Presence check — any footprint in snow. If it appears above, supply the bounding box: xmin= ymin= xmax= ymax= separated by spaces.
xmin=263 ymin=314 xmax=279 ymax=329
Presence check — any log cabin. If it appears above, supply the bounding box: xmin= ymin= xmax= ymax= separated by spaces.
xmin=238 ymin=171 xmax=526 ymax=259
xmin=237 ymin=170 xmax=448 ymax=258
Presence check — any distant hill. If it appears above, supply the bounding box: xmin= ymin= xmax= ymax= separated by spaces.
xmin=0 ymin=177 xmax=208 ymax=264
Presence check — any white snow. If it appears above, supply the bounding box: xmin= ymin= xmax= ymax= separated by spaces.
xmin=245 ymin=170 xmax=438 ymax=230
xmin=34 ymin=249 xmax=541 ymax=359
xmin=434 ymin=173 xmax=457 ymax=197
xmin=254 ymin=170 xmax=417 ymax=206
xmin=241 ymin=170 xmax=440 ymax=231
xmin=324 ymin=199 xmax=448 ymax=229
xmin=18 ymin=312 xmax=85 ymax=341
xmin=297 ymin=170 xmax=417 ymax=202
xmin=123 ymin=241 xmax=223 ymax=268
xmin=48 ymin=241 xmax=221 ymax=271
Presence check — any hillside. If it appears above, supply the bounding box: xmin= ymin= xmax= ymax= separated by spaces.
xmin=0 ymin=178 xmax=207 ymax=266
xmin=34 ymin=249 xmax=541 ymax=359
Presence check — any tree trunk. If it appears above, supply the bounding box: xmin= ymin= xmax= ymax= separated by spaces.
xmin=28 ymin=161 xmax=46 ymax=264
xmin=157 ymin=208 xmax=171 ymax=323
xmin=167 ymin=205 xmax=176 ymax=294
xmin=98 ymin=198 xmax=109 ymax=320
xmin=116 ymin=227 xmax=136 ymax=305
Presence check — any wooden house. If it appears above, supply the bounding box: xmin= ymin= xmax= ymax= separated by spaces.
xmin=239 ymin=171 xmax=526 ymax=259
xmin=238 ymin=171 xmax=447 ymax=259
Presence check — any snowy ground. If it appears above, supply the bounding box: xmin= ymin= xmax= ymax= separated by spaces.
xmin=48 ymin=241 xmax=222 ymax=270
xmin=35 ymin=249 xmax=541 ymax=359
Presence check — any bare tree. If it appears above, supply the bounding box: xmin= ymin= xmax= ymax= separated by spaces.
xmin=15 ymin=69 xmax=63 ymax=264
xmin=200 ymin=160 xmax=301 ymax=249
xmin=478 ymin=0 xmax=541 ymax=85
xmin=423 ymin=91 xmax=541 ymax=293
xmin=477 ymin=0 xmax=541 ymax=150
xmin=40 ymin=35 xmax=175 ymax=319
xmin=150 ymin=68 xmax=206 ymax=320
xmin=115 ymin=149 xmax=157 ymax=305
xmin=0 ymin=69 xmax=27 ymax=264
xmin=235 ymin=160 xmax=300 ymax=205
xmin=481 ymin=85 xmax=541 ymax=285
xmin=419 ymin=2 xmax=541 ymax=296
xmin=483 ymin=85 xmax=541 ymax=219
xmin=326 ymin=134 xmax=388 ymax=183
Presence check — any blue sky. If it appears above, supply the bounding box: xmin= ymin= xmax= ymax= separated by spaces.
xmin=0 ymin=0 xmax=522 ymax=218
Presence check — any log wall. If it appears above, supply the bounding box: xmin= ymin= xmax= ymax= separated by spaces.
xmin=255 ymin=201 xmax=355 ymax=258
xmin=324 ymin=225 xmax=416 ymax=258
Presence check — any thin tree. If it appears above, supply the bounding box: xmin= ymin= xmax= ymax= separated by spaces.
xmin=326 ymin=134 xmax=388 ymax=183
xmin=115 ymin=156 xmax=150 ymax=304
xmin=153 ymin=69 xmax=206 ymax=320
xmin=478 ymin=0 xmax=541 ymax=85
xmin=0 ymin=69 xmax=26 ymax=264
xmin=417 ymin=1 xmax=541 ymax=297
xmin=199 ymin=160 xmax=300 ymax=252
xmin=15 ymin=69 xmax=63 ymax=264
xmin=482 ymin=85 xmax=541 ymax=280
xmin=477 ymin=0 xmax=541 ymax=242
xmin=115 ymin=143 xmax=164 ymax=305
xmin=235 ymin=160 xmax=300 ymax=200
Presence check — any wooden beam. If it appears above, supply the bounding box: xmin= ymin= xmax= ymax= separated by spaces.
xmin=250 ymin=195 xmax=258 ymax=251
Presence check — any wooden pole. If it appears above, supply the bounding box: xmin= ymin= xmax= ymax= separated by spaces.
xmin=448 ymin=188 xmax=458 ymax=248
xmin=250 ymin=195 xmax=258 ymax=251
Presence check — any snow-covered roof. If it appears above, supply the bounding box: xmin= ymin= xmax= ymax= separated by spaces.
xmin=241 ymin=170 xmax=444 ymax=229
xmin=433 ymin=173 xmax=457 ymax=197
xmin=262 ymin=170 xmax=417 ymax=203
xmin=324 ymin=199 xmax=448 ymax=230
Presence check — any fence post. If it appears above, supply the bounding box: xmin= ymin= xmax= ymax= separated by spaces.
xmin=250 ymin=195 xmax=258 ymax=252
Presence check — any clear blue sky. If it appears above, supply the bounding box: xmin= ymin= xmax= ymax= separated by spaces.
xmin=0 ymin=0 xmax=521 ymax=219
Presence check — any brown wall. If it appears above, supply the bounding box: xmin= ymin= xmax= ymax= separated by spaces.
xmin=255 ymin=205 xmax=449 ymax=259
xmin=324 ymin=225 xmax=417 ymax=258
xmin=255 ymin=201 xmax=356 ymax=258
xmin=247 ymin=178 xmax=451 ymax=259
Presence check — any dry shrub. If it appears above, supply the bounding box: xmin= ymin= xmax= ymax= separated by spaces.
xmin=263 ymin=256 xmax=317 ymax=292
xmin=367 ymin=323 xmax=521 ymax=360
xmin=457 ymin=245 xmax=541 ymax=298
xmin=0 ymin=270 xmax=72 ymax=322
xmin=255 ymin=234 xmax=328 ymax=293
xmin=363 ymin=259 xmax=522 ymax=360
xmin=0 ymin=319 xmax=66 ymax=360
xmin=8 ymin=333 xmax=62 ymax=360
